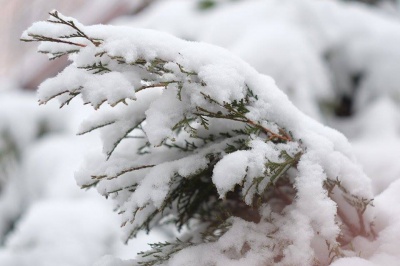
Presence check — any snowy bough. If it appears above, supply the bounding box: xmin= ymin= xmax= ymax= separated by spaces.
xmin=22 ymin=11 xmax=375 ymax=266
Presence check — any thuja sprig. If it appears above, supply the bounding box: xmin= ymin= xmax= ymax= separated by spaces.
xmin=78 ymin=61 xmax=111 ymax=74
xmin=159 ymin=155 xmax=221 ymax=231
xmin=104 ymin=184 xmax=138 ymax=199
xmin=266 ymin=151 xmax=302 ymax=184
xmin=103 ymin=53 xmax=206 ymax=101
xmin=323 ymin=177 xmax=375 ymax=239
xmin=323 ymin=177 xmax=374 ymax=216
xmin=105 ymin=119 xmax=146 ymax=159
xmin=21 ymin=33 xmax=87 ymax=48
xmin=39 ymin=87 xmax=81 ymax=106
xmin=21 ymin=11 xmax=102 ymax=48
xmin=119 ymin=154 xmax=223 ymax=240
xmin=224 ymin=138 xmax=249 ymax=154
xmin=47 ymin=10 xmax=102 ymax=47
xmin=326 ymin=241 xmax=345 ymax=264
xmin=122 ymin=205 xmax=161 ymax=241
xmin=39 ymin=49 xmax=80 ymax=60
xmin=172 ymin=116 xmax=197 ymax=136
xmin=195 ymin=92 xmax=292 ymax=142
xmin=136 ymin=81 xmax=180 ymax=93
xmin=163 ymin=140 xmax=199 ymax=152
xmin=90 ymin=164 xmax=155 ymax=181
xmin=137 ymin=240 xmax=194 ymax=266
xmin=244 ymin=150 xmax=302 ymax=201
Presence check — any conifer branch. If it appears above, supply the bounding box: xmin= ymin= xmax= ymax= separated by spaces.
xmin=22 ymin=12 xmax=376 ymax=265
xmin=77 ymin=121 xmax=116 ymax=135
xmin=48 ymin=10 xmax=102 ymax=47
xmin=39 ymin=49 xmax=80 ymax=60
xmin=106 ymin=119 xmax=146 ymax=159
xmin=91 ymin=164 xmax=155 ymax=181
xmin=324 ymin=177 xmax=374 ymax=240
xmin=244 ymin=150 xmax=302 ymax=201
xmin=78 ymin=61 xmax=111 ymax=74
xmin=137 ymin=240 xmax=194 ymax=266
xmin=21 ymin=34 xmax=87 ymax=47
xmin=38 ymin=88 xmax=81 ymax=106
xmin=105 ymin=184 xmax=138 ymax=199
xmin=196 ymin=92 xmax=292 ymax=142
xmin=136 ymin=81 xmax=179 ymax=93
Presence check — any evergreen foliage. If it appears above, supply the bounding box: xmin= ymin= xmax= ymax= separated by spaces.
xmin=22 ymin=11 xmax=376 ymax=265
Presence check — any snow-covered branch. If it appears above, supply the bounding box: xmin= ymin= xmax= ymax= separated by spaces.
xmin=22 ymin=11 xmax=375 ymax=265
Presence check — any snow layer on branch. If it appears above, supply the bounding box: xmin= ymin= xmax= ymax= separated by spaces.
xmin=79 ymin=88 xmax=162 ymax=157
xmin=23 ymin=9 xmax=376 ymax=265
xmin=38 ymin=65 xmax=136 ymax=108
xmin=121 ymin=0 xmax=400 ymax=121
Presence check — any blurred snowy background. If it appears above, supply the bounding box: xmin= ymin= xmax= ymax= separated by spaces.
xmin=1 ymin=0 xmax=400 ymax=265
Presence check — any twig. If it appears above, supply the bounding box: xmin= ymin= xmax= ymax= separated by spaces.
xmin=48 ymin=10 xmax=101 ymax=47
xmin=136 ymin=81 xmax=179 ymax=93
xmin=22 ymin=34 xmax=87 ymax=47
xmin=91 ymin=164 xmax=156 ymax=181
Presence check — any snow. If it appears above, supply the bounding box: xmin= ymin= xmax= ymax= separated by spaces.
xmin=1 ymin=0 xmax=400 ymax=265
xmin=19 ymin=5 xmax=379 ymax=265
xmin=0 ymin=199 xmax=117 ymax=266
xmin=120 ymin=0 xmax=400 ymax=122
xmin=295 ymin=154 xmax=339 ymax=241
xmin=212 ymin=151 xmax=249 ymax=196
xmin=93 ymin=255 xmax=133 ymax=266
xmin=0 ymin=90 xmax=166 ymax=265
xmin=38 ymin=65 xmax=136 ymax=109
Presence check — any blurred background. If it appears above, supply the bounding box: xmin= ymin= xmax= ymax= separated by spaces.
xmin=0 ymin=0 xmax=400 ymax=265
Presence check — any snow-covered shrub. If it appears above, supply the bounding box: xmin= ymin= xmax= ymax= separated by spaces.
xmin=22 ymin=11 xmax=376 ymax=265
xmin=125 ymin=0 xmax=400 ymax=121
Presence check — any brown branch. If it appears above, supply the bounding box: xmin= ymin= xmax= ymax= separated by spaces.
xmin=105 ymin=184 xmax=138 ymax=196
xmin=194 ymin=108 xmax=291 ymax=143
xmin=77 ymin=121 xmax=116 ymax=135
xmin=91 ymin=164 xmax=155 ymax=181
xmin=136 ymin=81 xmax=179 ymax=93
xmin=22 ymin=35 xmax=87 ymax=47
xmin=246 ymin=119 xmax=292 ymax=142
xmin=199 ymin=92 xmax=292 ymax=142
xmin=38 ymin=90 xmax=69 ymax=105
xmin=108 ymin=164 xmax=155 ymax=180
xmin=48 ymin=10 xmax=101 ymax=47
